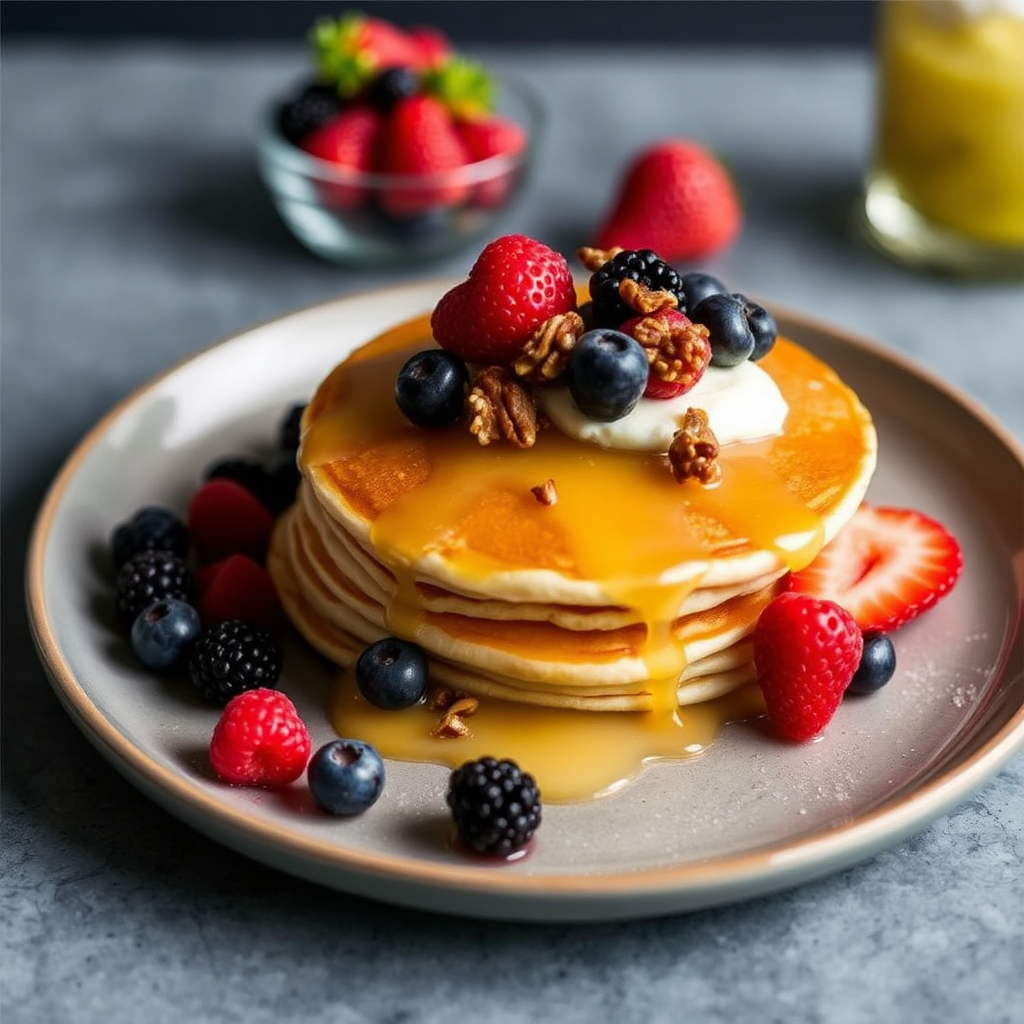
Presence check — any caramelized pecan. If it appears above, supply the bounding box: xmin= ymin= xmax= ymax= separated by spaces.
xmin=632 ymin=314 xmax=711 ymax=388
xmin=668 ymin=407 xmax=721 ymax=485
xmin=467 ymin=367 xmax=538 ymax=448
xmin=618 ymin=277 xmax=679 ymax=316
xmin=576 ymin=245 xmax=623 ymax=272
xmin=513 ymin=311 xmax=585 ymax=383
xmin=530 ymin=479 xmax=558 ymax=506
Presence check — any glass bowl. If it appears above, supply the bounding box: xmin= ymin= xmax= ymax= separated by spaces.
xmin=256 ymin=77 xmax=544 ymax=266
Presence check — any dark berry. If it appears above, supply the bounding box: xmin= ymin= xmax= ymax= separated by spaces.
xmin=110 ymin=506 xmax=189 ymax=570
xmin=262 ymin=451 xmax=302 ymax=516
xmin=130 ymin=598 xmax=202 ymax=673
xmin=589 ymin=249 xmax=686 ymax=328
xmin=189 ymin=620 xmax=283 ymax=706
xmin=365 ymin=66 xmax=420 ymax=113
xmin=279 ymin=82 xmax=341 ymax=145
xmin=395 ymin=349 xmax=469 ymax=428
xmin=567 ymin=329 xmax=648 ymax=422
xmin=733 ymin=294 xmax=778 ymax=361
xmin=308 ymin=739 xmax=385 ymax=815
xmin=847 ymin=633 xmax=897 ymax=695
xmin=690 ymin=293 xmax=756 ymax=367
xmin=446 ymin=757 xmax=542 ymax=857
xmin=116 ymin=550 xmax=194 ymax=625
xmin=204 ymin=456 xmax=272 ymax=507
xmin=680 ymin=271 xmax=727 ymax=311
xmin=278 ymin=403 xmax=306 ymax=456
xmin=355 ymin=638 xmax=429 ymax=710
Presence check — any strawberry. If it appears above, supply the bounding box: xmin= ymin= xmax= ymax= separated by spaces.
xmin=310 ymin=13 xmax=425 ymax=98
xmin=457 ymin=116 xmax=528 ymax=208
xmin=620 ymin=308 xmax=711 ymax=399
xmin=301 ymin=106 xmax=382 ymax=209
xmin=431 ymin=235 xmax=578 ymax=365
xmin=408 ymin=25 xmax=451 ymax=67
xmin=376 ymin=95 xmax=471 ymax=216
xmin=595 ymin=140 xmax=742 ymax=261
xmin=788 ymin=504 xmax=963 ymax=634
xmin=754 ymin=592 xmax=864 ymax=741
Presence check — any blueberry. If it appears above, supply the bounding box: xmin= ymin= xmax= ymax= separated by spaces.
xmin=308 ymin=739 xmax=386 ymax=816
xmin=355 ymin=637 xmax=429 ymax=709
xmin=733 ymin=294 xmax=778 ymax=362
xmin=690 ymin=293 xmax=756 ymax=367
xmin=111 ymin=506 xmax=189 ymax=569
xmin=278 ymin=402 xmax=306 ymax=455
xmin=395 ymin=350 xmax=469 ymax=428
xmin=680 ymin=272 xmax=727 ymax=311
xmin=130 ymin=598 xmax=202 ymax=672
xmin=365 ymin=67 xmax=420 ymax=113
xmin=263 ymin=450 xmax=302 ymax=515
xmin=847 ymin=633 xmax=897 ymax=695
xmin=567 ymin=329 xmax=648 ymax=422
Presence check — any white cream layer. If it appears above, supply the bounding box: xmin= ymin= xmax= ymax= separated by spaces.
xmin=538 ymin=361 xmax=789 ymax=453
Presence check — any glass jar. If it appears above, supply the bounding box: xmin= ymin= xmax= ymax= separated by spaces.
xmin=862 ymin=0 xmax=1024 ymax=276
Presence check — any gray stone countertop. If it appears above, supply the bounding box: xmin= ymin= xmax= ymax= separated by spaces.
xmin=2 ymin=44 xmax=1022 ymax=1024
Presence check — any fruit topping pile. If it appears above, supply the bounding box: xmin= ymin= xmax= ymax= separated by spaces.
xmin=753 ymin=504 xmax=963 ymax=740
xmin=276 ymin=12 xmax=527 ymax=219
xmin=395 ymin=233 xmax=776 ymax=485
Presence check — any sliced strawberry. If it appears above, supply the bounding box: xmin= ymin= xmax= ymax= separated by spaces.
xmin=377 ymin=95 xmax=471 ymax=216
xmin=301 ymin=106 xmax=382 ymax=209
xmin=788 ymin=504 xmax=963 ymax=634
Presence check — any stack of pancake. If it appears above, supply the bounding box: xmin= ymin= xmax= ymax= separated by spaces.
xmin=268 ymin=312 xmax=877 ymax=713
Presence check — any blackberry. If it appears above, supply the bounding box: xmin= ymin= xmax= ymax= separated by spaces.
xmin=116 ymin=550 xmax=194 ymax=625
xmin=279 ymin=82 xmax=341 ymax=146
xmin=589 ymin=249 xmax=687 ymax=328
xmin=188 ymin=619 xmax=282 ymax=706
xmin=262 ymin=451 xmax=301 ymax=516
xmin=446 ymin=757 xmax=542 ymax=857
xmin=111 ymin=506 xmax=189 ymax=569
xmin=278 ymin=402 xmax=306 ymax=456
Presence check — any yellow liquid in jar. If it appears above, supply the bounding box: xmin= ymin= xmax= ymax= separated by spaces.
xmin=876 ymin=1 xmax=1024 ymax=246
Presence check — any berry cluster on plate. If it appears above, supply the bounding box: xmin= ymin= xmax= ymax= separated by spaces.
xmin=277 ymin=11 xmax=527 ymax=221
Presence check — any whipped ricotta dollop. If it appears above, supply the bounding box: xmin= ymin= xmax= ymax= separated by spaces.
xmin=538 ymin=361 xmax=789 ymax=453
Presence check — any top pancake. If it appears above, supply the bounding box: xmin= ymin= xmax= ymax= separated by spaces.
xmin=298 ymin=311 xmax=877 ymax=614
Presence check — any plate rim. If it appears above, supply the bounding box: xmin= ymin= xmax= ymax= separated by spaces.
xmin=25 ymin=282 xmax=1024 ymax=918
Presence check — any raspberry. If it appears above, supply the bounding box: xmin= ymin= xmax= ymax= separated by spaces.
xmin=446 ymin=757 xmax=542 ymax=857
xmin=189 ymin=619 xmax=282 ymax=706
xmin=116 ymin=549 xmax=194 ymax=625
xmin=209 ymin=688 xmax=311 ymax=787
xmin=197 ymin=554 xmax=283 ymax=630
xmin=753 ymin=592 xmax=864 ymax=741
xmin=187 ymin=478 xmax=275 ymax=563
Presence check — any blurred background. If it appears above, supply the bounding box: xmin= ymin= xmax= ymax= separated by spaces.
xmin=3 ymin=0 xmax=878 ymax=46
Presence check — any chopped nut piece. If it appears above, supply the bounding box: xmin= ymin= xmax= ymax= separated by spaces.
xmin=468 ymin=367 xmax=538 ymax=448
xmin=426 ymin=684 xmax=465 ymax=712
xmin=577 ymin=246 xmax=623 ymax=272
xmin=513 ymin=311 xmax=585 ymax=383
xmin=431 ymin=697 xmax=478 ymax=739
xmin=531 ymin=479 xmax=558 ymax=506
xmin=668 ymin=408 xmax=721 ymax=485
xmin=618 ymin=277 xmax=678 ymax=316
xmin=632 ymin=315 xmax=711 ymax=387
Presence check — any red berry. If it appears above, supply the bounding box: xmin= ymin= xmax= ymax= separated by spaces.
xmin=197 ymin=554 xmax=283 ymax=629
xmin=788 ymin=505 xmax=963 ymax=634
xmin=456 ymin=116 xmax=527 ymax=208
xmin=430 ymin=235 xmax=577 ymax=364
xmin=209 ymin=688 xmax=311 ymax=787
xmin=753 ymin=592 xmax=864 ymax=741
xmin=377 ymin=95 xmax=471 ymax=216
xmin=595 ymin=140 xmax=742 ymax=261
xmin=187 ymin=478 xmax=275 ymax=564
xmin=620 ymin=308 xmax=711 ymax=399
xmin=301 ymin=106 xmax=382 ymax=209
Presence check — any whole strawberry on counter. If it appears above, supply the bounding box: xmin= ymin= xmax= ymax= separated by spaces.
xmin=595 ymin=140 xmax=742 ymax=261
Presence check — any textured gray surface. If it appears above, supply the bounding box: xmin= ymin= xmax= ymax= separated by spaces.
xmin=2 ymin=44 xmax=1023 ymax=1024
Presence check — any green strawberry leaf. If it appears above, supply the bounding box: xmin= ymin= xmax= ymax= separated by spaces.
xmin=422 ymin=56 xmax=495 ymax=118
xmin=310 ymin=12 xmax=377 ymax=98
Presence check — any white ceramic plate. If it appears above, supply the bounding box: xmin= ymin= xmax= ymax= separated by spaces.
xmin=27 ymin=282 xmax=1024 ymax=922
